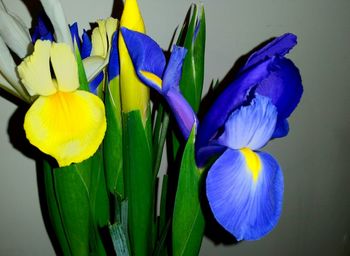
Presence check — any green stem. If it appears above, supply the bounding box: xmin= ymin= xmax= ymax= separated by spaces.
xmin=153 ymin=111 xmax=169 ymax=177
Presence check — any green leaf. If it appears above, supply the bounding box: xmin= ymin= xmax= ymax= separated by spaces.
xmin=178 ymin=4 xmax=206 ymax=113
xmin=51 ymin=149 xmax=109 ymax=256
xmin=43 ymin=160 xmax=72 ymax=255
xmin=74 ymin=45 xmax=90 ymax=92
xmin=104 ymin=75 xmax=124 ymax=198
xmin=172 ymin=128 xmax=205 ymax=256
xmin=122 ymin=110 xmax=156 ymax=255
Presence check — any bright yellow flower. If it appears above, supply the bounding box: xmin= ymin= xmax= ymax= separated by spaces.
xmin=17 ymin=40 xmax=106 ymax=167
xmin=119 ymin=0 xmax=149 ymax=119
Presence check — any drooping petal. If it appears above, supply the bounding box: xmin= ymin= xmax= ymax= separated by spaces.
xmin=162 ymin=46 xmax=187 ymax=93
xmin=206 ymin=148 xmax=283 ymax=241
xmin=17 ymin=40 xmax=56 ymax=96
xmin=164 ymin=89 xmax=197 ymax=139
xmin=255 ymin=57 xmax=303 ymax=120
xmin=108 ymin=33 xmax=120 ymax=82
xmin=24 ymin=90 xmax=106 ymax=167
xmin=196 ymin=58 xmax=274 ymax=155
xmin=82 ymin=55 xmax=105 ymax=82
xmin=121 ymin=27 xmax=165 ymax=92
xmin=244 ymin=33 xmax=297 ymax=70
xmin=217 ymin=94 xmax=277 ymax=151
xmin=50 ymin=42 xmax=79 ymax=92
xmin=271 ymin=117 xmax=289 ymax=139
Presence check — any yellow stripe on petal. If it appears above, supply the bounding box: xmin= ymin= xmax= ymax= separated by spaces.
xmin=240 ymin=147 xmax=262 ymax=182
xmin=50 ymin=42 xmax=80 ymax=92
xmin=24 ymin=90 xmax=106 ymax=167
xmin=17 ymin=40 xmax=56 ymax=96
xmin=140 ymin=70 xmax=162 ymax=89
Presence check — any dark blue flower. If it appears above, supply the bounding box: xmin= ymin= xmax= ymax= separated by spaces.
xmin=121 ymin=27 xmax=197 ymax=139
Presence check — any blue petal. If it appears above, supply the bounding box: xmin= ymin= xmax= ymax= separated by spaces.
xmin=162 ymin=46 xmax=187 ymax=92
xmin=121 ymin=27 xmax=166 ymax=92
xmin=217 ymin=94 xmax=277 ymax=151
xmin=244 ymin=33 xmax=297 ymax=70
xmin=108 ymin=32 xmax=120 ymax=82
xmin=165 ymin=89 xmax=197 ymax=139
xmin=206 ymin=149 xmax=284 ymax=241
xmin=81 ymin=30 xmax=92 ymax=59
xmin=256 ymin=57 xmax=303 ymax=120
xmin=69 ymin=22 xmax=81 ymax=50
xmin=89 ymin=72 xmax=104 ymax=94
xmin=32 ymin=15 xmax=54 ymax=43
xmin=196 ymin=58 xmax=274 ymax=157
xmin=271 ymin=118 xmax=289 ymax=139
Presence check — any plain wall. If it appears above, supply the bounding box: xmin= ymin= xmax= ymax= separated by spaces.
xmin=0 ymin=0 xmax=349 ymax=255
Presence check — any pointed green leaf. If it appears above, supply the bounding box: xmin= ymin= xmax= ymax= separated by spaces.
xmin=172 ymin=127 xmax=205 ymax=256
xmin=74 ymin=45 xmax=90 ymax=92
xmin=122 ymin=110 xmax=156 ymax=255
xmin=104 ymin=76 xmax=123 ymax=198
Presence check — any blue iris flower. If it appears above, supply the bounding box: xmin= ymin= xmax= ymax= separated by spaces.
xmin=198 ymin=34 xmax=303 ymax=240
xmin=69 ymin=22 xmax=103 ymax=94
xmin=121 ymin=27 xmax=197 ymax=139
xmin=122 ymin=27 xmax=303 ymax=241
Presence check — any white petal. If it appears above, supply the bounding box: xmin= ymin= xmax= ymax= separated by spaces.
xmin=0 ymin=7 xmax=32 ymax=58
xmin=40 ymin=0 xmax=73 ymax=50
xmin=82 ymin=56 xmax=107 ymax=82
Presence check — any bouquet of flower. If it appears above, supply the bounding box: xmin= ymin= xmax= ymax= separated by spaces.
xmin=0 ymin=0 xmax=303 ymax=255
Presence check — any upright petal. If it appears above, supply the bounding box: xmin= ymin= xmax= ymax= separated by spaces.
xmin=256 ymin=57 xmax=303 ymax=120
xmin=17 ymin=40 xmax=56 ymax=96
xmin=196 ymin=58 xmax=274 ymax=155
xmin=162 ymin=46 xmax=187 ymax=93
xmin=244 ymin=33 xmax=297 ymax=70
xmin=206 ymin=148 xmax=283 ymax=240
xmin=50 ymin=42 xmax=79 ymax=92
xmin=0 ymin=5 xmax=31 ymax=58
xmin=81 ymin=30 xmax=92 ymax=59
xmin=108 ymin=33 xmax=120 ymax=82
xmin=40 ymin=0 xmax=73 ymax=49
xmin=120 ymin=0 xmax=145 ymax=33
xmin=217 ymin=94 xmax=277 ymax=151
xmin=24 ymin=90 xmax=106 ymax=167
xmin=91 ymin=20 xmax=107 ymax=57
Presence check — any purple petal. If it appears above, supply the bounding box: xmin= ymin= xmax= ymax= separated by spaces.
xmin=244 ymin=33 xmax=297 ymax=70
xmin=165 ymin=90 xmax=197 ymax=139
xmin=108 ymin=32 xmax=119 ymax=82
xmin=217 ymin=94 xmax=277 ymax=151
xmin=206 ymin=148 xmax=284 ymax=241
xmin=81 ymin=30 xmax=92 ymax=59
xmin=162 ymin=46 xmax=187 ymax=92
xmin=196 ymin=58 xmax=274 ymax=156
xmin=121 ymin=27 xmax=166 ymax=91
xmin=256 ymin=57 xmax=303 ymax=120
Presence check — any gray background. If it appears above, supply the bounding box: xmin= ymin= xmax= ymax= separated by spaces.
xmin=1 ymin=0 xmax=350 ymax=255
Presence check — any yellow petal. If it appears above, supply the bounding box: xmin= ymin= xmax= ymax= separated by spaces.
xmin=119 ymin=0 xmax=149 ymax=118
xmin=106 ymin=17 xmax=118 ymax=43
xmin=91 ymin=20 xmax=107 ymax=57
xmin=17 ymin=40 xmax=56 ymax=96
xmin=50 ymin=42 xmax=79 ymax=92
xmin=120 ymin=0 xmax=145 ymax=33
xmin=24 ymin=90 xmax=106 ymax=167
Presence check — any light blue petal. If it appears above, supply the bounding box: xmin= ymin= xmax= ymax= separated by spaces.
xmin=217 ymin=94 xmax=277 ymax=150
xmin=206 ymin=149 xmax=284 ymax=241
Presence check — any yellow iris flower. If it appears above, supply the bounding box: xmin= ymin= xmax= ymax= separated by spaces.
xmin=119 ymin=0 xmax=149 ymax=119
xmin=17 ymin=40 xmax=106 ymax=167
